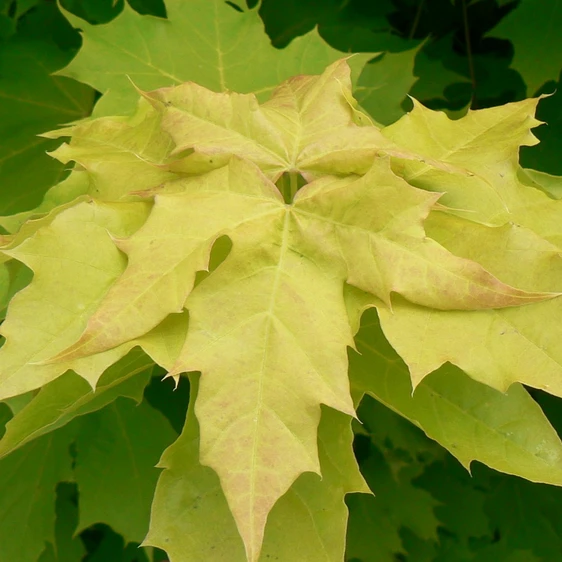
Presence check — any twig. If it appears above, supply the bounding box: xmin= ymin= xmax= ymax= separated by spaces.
xmin=461 ymin=0 xmax=477 ymax=107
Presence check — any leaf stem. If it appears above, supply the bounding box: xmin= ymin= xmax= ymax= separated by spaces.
xmin=461 ymin=0 xmax=477 ymax=108
xmin=289 ymin=171 xmax=298 ymax=202
xmin=409 ymin=0 xmax=425 ymax=39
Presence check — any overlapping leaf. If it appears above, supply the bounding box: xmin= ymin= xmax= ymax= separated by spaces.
xmin=0 ymin=200 xmax=187 ymax=400
xmin=0 ymin=349 xmax=156 ymax=458
xmin=145 ymin=376 xmax=367 ymax=562
xmin=2 ymin=58 xmax=561 ymax=562
xmin=0 ymin=4 xmax=94 ymax=217
xmin=520 ymin=72 xmax=562 ymax=177
xmin=376 ymin=213 xmax=562 ymax=395
xmin=372 ymin=98 xmax=562 ymax=398
xmin=74 ymin=398 xmax=177 ymax=543
xmin=382 ymin=98 xmax=562 ymax=238
xmin=348 ymin=301 xmax=562 ymax=486
xmin=490 ymin=0 xmax=562 ymax=96
xmin=48 ymin=62 xmax=549 ymax=362
xmin=353 ymin=45 xmax=422 ymax=126
xmin=0 ymin=424 xmax=76 ymax=562
xmin=38 ymin=482 xmax=86 ymax=562
xmin=58 ymin=0 xmax=372 ymax=116
xmin=141 ymin=59 xmax=469 ymax=179
xmin=346 ymin=436 xmax=439 ymax=562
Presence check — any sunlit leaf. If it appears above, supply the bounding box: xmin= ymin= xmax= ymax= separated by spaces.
xmin=145 ymin=375 xmax=367 ymax=562
xmin=58 ymin=0 xmax=372 ymax=115
xmin=348 ymin=302 xmax=562 ymax=486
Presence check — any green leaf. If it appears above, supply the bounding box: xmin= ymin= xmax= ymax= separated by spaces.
xmin=354 ymin=45 xmax=422 ymax=126
xmin=0 ymin=261 xmax=9 ymax=315
xmin=409 ymin=35 xmax=470 ymax=109
xmin=348 ymin=303 xmax=562 ymax=486
xmin=58 ymin=0 xmax=372 ymax=116
xmin=0 ymin=170 xmax=90 ymax=236
xmin=357 ymin=394 xmax=445 ymax=477
xmin=415 ymin=458 xmax=562 ymax=561
xmin=74 ymin=398 xmax=177 ymax=543
xmin=519 ymin=167 xmax=562 ymax=200
xmin=346 ymin=435 xmax=439 ymax=562
xmin=144 ymin=375 xmax=367 ymax=562
xmin=256 ymin=0 xmax=394 ymax=48
xmin=143 ymin=369 xmax=189 ymax=434
xmin=61 ymin=0 xmax=123 ymax=25
xmin=0 ymin=425 xmax=76 ymax=562
xmin=256 ymin=0 xmax=419 ymax=57
xmin=0 ymin=402 xmax=12 ymax=437
xmin=0 ymin=180 xmax=90 ymax=259
xmin=15 ymin=0 xmax=42 ymax=19
xmin=415 ymin=458 xmax=490 ymax=551
xmin=346 ymin=493 xmax=404 ymax=562
xmin=0 ymin=260 xmax=32 ymax=322
xmin=38 ymin=483 xmax=86 ymax=562
xmin=0 ymin=5 xmax=94 ymax=215
xmin=490 ymin=0 xmax=562 ymax=95
xmin=0 ymin=349 xmax=154 ymax=458
xmin=520 ymin=72 xmax=562 ymax=176
xmin=481 ymin=470 xmax=562 ymax=559
xmin=409 ymin=33 xmax=525 ymax=115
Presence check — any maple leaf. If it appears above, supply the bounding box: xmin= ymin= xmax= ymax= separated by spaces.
xmin=57 ymin=0 xmax=372 ymax=116
xmin=373 ymin=100 xmax=562 ymax=398
xmin=354 ymin=45 xmax=422 ymax=126
xmin=0 ymin=201 xmax=186 ymax=400
xmin=348 ymin=300 xmax=562 ymax=485
xmin=0 ymin=424 xmax=76 ymax=562
xmin=382 ymin=98 xmax=562 ymax=245
xmin=46 ymin=62 xmax=550 ymax=363
xmin=0 ymin=61 xmax=557 ymax=561
xmin=42 ymin=100 xmax=177 ymax=201
xmin=39 ymin=481 xmax=86 ymax=562
xmin=377 ymin=214 xmax=562 ymax=396
xmin=0 ymin=350 xmax=156 ymax=458
xmin=144 ymin=375 xmax=368 ymax=562
xmin=490 ymin=0 xmax=562 ymax=96
xmin=1 ymin=0 xmax=374 ymax=252
xmin=0 ymin=5 xmax=93 ymax=217
xmin=346 ymin=442 xmax=439 ymax=562
xmin=0 ymin=170 xmax=90 ymax=237
xmin=74 ymin=398 xmax=177 ymax=544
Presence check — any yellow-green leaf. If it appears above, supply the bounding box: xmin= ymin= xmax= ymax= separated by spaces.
xmin=377 ymin=212 xmax=562 ymax=396
xmin=383 ymin=98 xmax=562 ymax=244
xmin=144 ymin=375 xmax=367 ymax=562
xmin=349 ymin=303 xmax=562 ymax=485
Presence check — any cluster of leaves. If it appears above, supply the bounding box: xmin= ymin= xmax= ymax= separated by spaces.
xmin=2 ymin=1 xmax=562 ymax=561
xmin=255 ymin=0 xmax=562 ymax=175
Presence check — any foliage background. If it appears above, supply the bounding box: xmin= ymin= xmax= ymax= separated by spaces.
xmin=1 ymin=0 xmax=562 ymax=560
